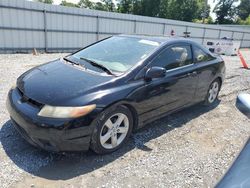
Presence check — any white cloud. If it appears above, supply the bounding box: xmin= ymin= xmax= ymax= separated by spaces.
xmin=208 ymin=0 xmax=216 ymax=19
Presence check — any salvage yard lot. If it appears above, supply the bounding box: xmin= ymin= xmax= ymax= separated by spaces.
xmin=0 ymin=51 xmax=250 ymax=188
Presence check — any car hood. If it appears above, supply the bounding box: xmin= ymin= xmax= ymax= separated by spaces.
xmin=17 ymin=59 xmax=115 ymax=106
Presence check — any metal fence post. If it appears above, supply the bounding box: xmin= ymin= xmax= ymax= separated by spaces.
xmin=134 ymin=20 xmax=137 ymax=34
xmin=218 ymin=29 xmax=221 ymax=39
xmin=231 ymin=31 xmax=234 ymax=39
xmin=240 ymin=32 xmax=245 ymax=48
xmin=185 ymin=25 xmax=188 ymax=37
xmin=43 ymin=9 xmax=48 ymax=53
xmin=202 ymin=28 xmax=206 ymax=44
xmin=96 ymin=16 xmax=99 ymax=41
xmin=163 ymin=23 xmax=166 ymax=35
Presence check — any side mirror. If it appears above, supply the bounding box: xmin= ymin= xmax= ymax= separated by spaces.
xmin=145 ymin=66 xmax=166 ymax=80
xmin=236 ymin=93 xmax=250 ymax=118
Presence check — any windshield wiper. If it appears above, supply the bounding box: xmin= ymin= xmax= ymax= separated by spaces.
xmin=63 ymin=57 xmax=86 ymax=70
xmin=80 ymin=57 xmax=113 ymax=75
xmin=63 ymin=57 xmax=80 ymax=66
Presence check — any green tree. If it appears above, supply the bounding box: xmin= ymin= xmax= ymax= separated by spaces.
xmin=237 ymin=15 xmax=250 ymax=25
xmin=60 ymin=0 xmax=79 ymax=7
xmin=131 ymin=0 xmax=143 ymax=15
xmin=237 ymin=0 xmax=250 ymax=20
xmin=118 ymin=0 xmax=163 ymax=17
xmin=213 ymin=0 xmax=238 ymax=24
xmin=196 ymin=0 xmax=211 ymax=20
xmin=166 ymin=0 xmax=199 ymax=22
xmin=117 ymin=0 xmax=133 ymax=13
xmin=118 ymin=0 xmax=205 ymax=22
xmin=102 ymin=0 xmax=116 ymax=11
xmin=36 ymin=0 xmax=53 ymax=4
xmin=108 ymin=0 xmax=210 ymax=23
xmin=193 ymin=16 xmax=214 ymax=24
xmin=158 ymin=0 xmax=169 ymax=18
xmin=140 ymin=0 xmax=161 ymax=17
xmin=94 ymin=2 xmax=108 ymax=11
xmin=78 ymin=0 xmax=94 ymax=9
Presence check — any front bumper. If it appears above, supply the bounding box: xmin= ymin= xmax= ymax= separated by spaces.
xmin=6 ymin=88 xmax=99 ymax=152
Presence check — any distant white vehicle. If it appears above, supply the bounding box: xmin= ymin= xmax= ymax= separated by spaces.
xmin=204 ymin=38 xmax=241 ymax=56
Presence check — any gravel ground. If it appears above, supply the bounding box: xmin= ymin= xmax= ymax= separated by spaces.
xmin=0 ymin=51 xmax=250 ymax=188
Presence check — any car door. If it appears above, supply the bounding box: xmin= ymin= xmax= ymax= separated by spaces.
xmin=134 ymin=43 xmax=199 ymax=125
xmin=192 ymin=45 xmax=219 ymax=102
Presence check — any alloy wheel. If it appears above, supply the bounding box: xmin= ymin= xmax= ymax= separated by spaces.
xmin=100 ymin=113 xmax=129 ymax=149
xmin=208 ymin=81 xmax=219 ymax=103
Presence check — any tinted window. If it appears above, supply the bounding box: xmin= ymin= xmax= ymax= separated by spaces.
xmin=151 ymin=45 xmax=193 ymax=70
xmin=72 ymin=36 xmax=160 ymax=73
xmin=193 ymin=46 xmax=214 ymax=63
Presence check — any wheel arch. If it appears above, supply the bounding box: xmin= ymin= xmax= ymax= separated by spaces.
xmin=101 ymin=100 xmax=139 ymax=132
xmin=213 ymin=76 xmax=223 ymax=90
xmin=217 ymin=76 xmax=222 ymax=86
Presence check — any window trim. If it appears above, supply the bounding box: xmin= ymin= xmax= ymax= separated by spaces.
xmin=166 ymin=63 xmax=194 ymax=73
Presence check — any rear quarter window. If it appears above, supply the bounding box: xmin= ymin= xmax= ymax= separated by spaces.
xmin=193 ymin=46 xmax=215 ymax=63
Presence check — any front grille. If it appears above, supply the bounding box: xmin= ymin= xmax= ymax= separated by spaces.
xmin=17 ymin=88 xmax=43 ymax=108
xmin=27 ymin=98 xmax=43 ymax=108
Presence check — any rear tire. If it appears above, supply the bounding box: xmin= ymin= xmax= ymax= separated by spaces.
xmin=90 ymin=105 xmax=133 ymax=154
xmin=204 ymin=79 xmax=221 ymax=106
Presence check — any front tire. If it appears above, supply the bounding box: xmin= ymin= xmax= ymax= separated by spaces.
xmin=204 ymin=79 xmax=221 ymax=105
xmin=90 ymin=105 xmax=133 ymax=154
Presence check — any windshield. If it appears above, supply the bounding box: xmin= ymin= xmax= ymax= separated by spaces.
xmin=72 ymin=36 xmax=160 ymax=73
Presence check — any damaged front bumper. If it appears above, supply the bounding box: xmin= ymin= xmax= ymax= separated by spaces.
xmin=6 ymin=88 xmax=101 ymax=152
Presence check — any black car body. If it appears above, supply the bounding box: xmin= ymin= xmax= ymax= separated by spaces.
xmin=6 ymin=35 xmax=225 ymax=153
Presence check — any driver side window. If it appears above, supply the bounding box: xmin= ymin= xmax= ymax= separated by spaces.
xmin=151 ymin=44 xmax=193 ymax=70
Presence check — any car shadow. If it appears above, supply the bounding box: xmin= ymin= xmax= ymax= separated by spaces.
xmin=0 ymin=101 xmax=220 ymax=180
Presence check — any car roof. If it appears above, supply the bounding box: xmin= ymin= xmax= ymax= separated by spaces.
xmin=118 ymin=34 xmax=193 ymax=44
xmin=118 ymin=34 xmax=214 ymax=57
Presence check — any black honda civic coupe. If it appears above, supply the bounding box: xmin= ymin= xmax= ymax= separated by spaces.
xmin=6 ymin=35 xmax=225 ymax=154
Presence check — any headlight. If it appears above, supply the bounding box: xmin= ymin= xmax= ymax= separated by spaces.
xmin=38 ymin=104 xmax=96 ymax=118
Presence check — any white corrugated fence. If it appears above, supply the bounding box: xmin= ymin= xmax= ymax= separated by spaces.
xmin=0 ymin=0 xmax=250 ymax=53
